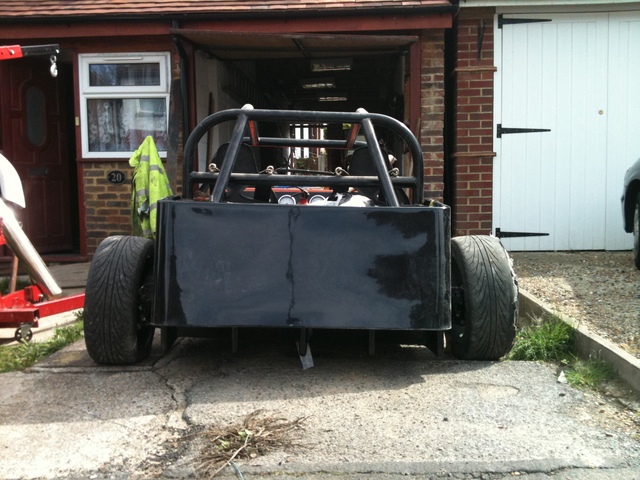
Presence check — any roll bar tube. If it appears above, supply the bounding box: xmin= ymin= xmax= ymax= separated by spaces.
xmin=182 ymin=105 xmax=424 ymax=203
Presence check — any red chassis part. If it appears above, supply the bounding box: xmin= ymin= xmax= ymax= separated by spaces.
xmin=0 ymin=41 xmax=76 ymax=338
xmin=0 ymin=45 xmax=26 ymax=61
xmin=0 ymin=285 xmax=85 ymax=328
xmin=0 ymin=221 xmax=84 ymax=330
xmin=0 ymin=44 xmax=59 ymax=62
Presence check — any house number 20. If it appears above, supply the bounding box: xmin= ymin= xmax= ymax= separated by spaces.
xmin=107 ymin=170 xmax=127 ymax=185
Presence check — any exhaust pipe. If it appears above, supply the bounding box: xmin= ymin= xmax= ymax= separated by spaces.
xmin=0 ymin=198 xmax=62 ymax=298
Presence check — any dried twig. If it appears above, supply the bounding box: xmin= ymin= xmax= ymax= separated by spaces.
xmin=191 ymin=410 xmax=307 ymax=478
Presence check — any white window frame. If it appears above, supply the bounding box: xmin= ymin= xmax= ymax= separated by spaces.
xmin=79 ymin=52 xmax=170 ymax=159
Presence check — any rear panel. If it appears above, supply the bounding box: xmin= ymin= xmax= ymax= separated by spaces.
xmin=153 ymin=200 xmax=451 ymax=331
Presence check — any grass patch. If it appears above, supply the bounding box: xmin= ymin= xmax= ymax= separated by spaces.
xmin=509 ymin=315 xmax=614 ymax=390
xmin=565 ymin=354 xmax=616 ymax=389
xmin=0 ymin=311 xmax=84 ymax=373
xmin=509 ymin=315 xmax=575 ymax=362
xmin=190 ymin=410 xmax=307 ymax=478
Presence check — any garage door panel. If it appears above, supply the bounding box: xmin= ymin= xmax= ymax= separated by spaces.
xmin=495 ymin=13 xmax=616 ymax=251
xmin=606 ymin=13 xmax=640 ymax=250
xmin=497 ymin=19 xmax=549 ymax=251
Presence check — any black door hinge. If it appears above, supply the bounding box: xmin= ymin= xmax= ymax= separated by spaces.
xmin=498 ymin=15 xmax=552 ymax=29
xmin=495 ymin=228 xmax=549 ymax=239
xmin=497 ymin=124 xmax=551 ymax=138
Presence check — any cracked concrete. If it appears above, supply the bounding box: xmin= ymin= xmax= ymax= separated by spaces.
xmin=1 ymin=329 xmax=639 ymax=479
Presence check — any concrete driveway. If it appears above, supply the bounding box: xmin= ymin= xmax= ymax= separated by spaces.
xmin=1 ymin=328 xmax=639 ymax=480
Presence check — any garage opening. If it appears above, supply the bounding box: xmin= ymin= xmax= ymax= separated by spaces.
xmin=175 ymin=30 xmax=415 ymax=112
xmin=173 ymin=30 xmax=416 ymax=173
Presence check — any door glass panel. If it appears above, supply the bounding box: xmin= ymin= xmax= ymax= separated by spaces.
xmin=26 ymin=86 xmax=46 ymax=146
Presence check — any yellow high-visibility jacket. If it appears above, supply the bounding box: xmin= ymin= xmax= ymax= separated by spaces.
xmin=129 ymin=136 xmax=173 ymax=239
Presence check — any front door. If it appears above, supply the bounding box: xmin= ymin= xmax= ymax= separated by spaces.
xmin=0 ymin=56 xmax=73 ymax=253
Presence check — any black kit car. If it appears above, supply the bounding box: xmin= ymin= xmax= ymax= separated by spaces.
xmin=83 ymin=106 xmax=519 ymax=365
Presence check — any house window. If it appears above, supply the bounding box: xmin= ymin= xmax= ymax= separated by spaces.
xmin=79 ymin=53 xmax=170 ymax=158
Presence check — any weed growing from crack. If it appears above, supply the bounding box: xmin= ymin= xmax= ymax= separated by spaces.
xmin=508 ymin=314 xmax=574 ymax=362
xmin=508 ymin=314 xmax=615 ymax=390
xmin=191 ymin=410 xmax=307 ymax=478
xmin=565 ymin=354 xmax=615 ymax=389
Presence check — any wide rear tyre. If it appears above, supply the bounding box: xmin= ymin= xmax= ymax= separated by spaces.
xmin=450 ymin=235 xmax=518 ymax=360
xmin=84 ymin=235 xmax=155 ymax=365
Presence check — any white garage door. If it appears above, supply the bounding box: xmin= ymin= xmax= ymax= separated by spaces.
xmin=494 ymin=11 xmax=640 ymax=251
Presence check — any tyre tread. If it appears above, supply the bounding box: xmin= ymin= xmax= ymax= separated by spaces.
xmin=84 ymin=235 xmax=154 ymax=365
xmin=451 ymin=235 xmax=518 ymax=360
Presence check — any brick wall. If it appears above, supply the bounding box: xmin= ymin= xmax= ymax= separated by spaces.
xmin=82 ymin=162 xmax=135 ymax=253
xmin=420 ymin=30 xmax=446 ymax=200
xmin=452 ymin=8 xmax=496 ymax=236
xmin=80 ymin=48 xmax=182 ymax=255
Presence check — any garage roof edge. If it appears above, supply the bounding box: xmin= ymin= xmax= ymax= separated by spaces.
xmin=0 ymin=1 xmax=456 ymax=21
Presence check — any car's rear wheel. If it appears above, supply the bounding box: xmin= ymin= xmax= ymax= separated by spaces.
xmin=84 ymin=235 xmax=155 ymax=365
xmin=634 ymin=193 xmax=640 ymax=270
xmin=450 ymin=235 xmax=518 ymax=360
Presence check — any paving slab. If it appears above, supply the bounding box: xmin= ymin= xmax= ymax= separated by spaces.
xmin=1 ymin=330 xmax=639 ymax=480
xmin=1 ymin=261 xmax=640 ymax=479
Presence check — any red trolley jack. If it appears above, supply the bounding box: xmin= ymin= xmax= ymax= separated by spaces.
xmin=0 ymin=43 xmax=84 ymax=342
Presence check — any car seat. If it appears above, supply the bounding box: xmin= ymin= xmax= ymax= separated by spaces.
xmin=208 ymin=143 xmax=271 ymax=202
xmin=347 ymin=146 xmax=410 ymax=205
